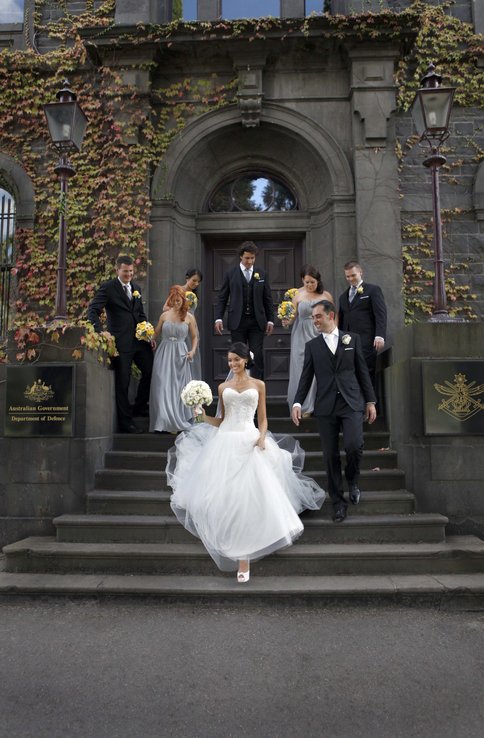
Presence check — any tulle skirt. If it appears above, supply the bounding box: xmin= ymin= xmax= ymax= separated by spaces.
xmin=166 ymin=423 xmax=325 ymax=571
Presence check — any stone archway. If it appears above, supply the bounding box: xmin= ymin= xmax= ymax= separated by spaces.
xmin=149 ymin=102 xmax=355 ymax=318
xmin=0 ymin=152 xmax=35 ymax=229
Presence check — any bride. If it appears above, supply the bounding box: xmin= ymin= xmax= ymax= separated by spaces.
xmin=166 ymin=342 xmax=325 ymax=582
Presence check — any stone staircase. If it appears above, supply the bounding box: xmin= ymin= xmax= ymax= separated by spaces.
xmin=2 ymin=398 xmax=484 ymax=605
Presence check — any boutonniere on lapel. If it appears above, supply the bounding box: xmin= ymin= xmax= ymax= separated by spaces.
xmin=342 ymin=334 xmax=352 ymax=345
xmin=132 ymin=290 xmax=141 ymax=299
xmin=253 ymin=272 xmax=260 ymax=281
xmin=356 ymin=286 xmax=364 ymax=295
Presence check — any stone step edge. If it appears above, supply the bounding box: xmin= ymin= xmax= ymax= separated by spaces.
xmin=87 ymin=489 xmax=415 ymax=501
xmin=105 ymin=448 xmax=397 ymax=458
xmin=0 ymin=573 xmax=482 ymax=602
xmin=5 ymin=535 xmax=484 ymax=557
xmin=53 ymin=513 xmax=448 ymax=528
xmin=95 ymin=468 xmax=406 ymax=478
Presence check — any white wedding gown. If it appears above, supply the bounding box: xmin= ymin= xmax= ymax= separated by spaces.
xmin=166 ymin=387 xmax=325 ymax=571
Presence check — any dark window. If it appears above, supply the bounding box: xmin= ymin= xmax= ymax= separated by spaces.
xmin=208 ymin=173 xmax=298 ymax=212
xmin=0 ymin=187 xmax=15 ymax=338
xmin=0 ymin=188 xmax=15 ymax=263
xmin=0 ymin=0 xmax=24 ymax=23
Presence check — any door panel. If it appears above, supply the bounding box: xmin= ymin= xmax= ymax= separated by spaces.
xmin=203 ymin=238 xmax=303 ymax=395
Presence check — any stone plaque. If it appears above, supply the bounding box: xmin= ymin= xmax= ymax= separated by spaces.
xmin=422 ymin=360 xmax=484 ymax=435
xmin=5 ymin=365 xmax=74 ymax=437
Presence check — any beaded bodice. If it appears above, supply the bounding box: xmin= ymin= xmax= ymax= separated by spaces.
xmin=220 ymin=388 xmax=258 ymax=431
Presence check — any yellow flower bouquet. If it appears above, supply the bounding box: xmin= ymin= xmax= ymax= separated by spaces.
xmin=277 ymin=300 xmax=296 ymax=323
xmin=135 ymin=321 xmax=155 ymax=342
xmin=283 ymin=287 xmax=299 ymax=301
xmin=185 ymin=291 xmax=198 ymax=310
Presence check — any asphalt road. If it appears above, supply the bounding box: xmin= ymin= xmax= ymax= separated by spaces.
xmin=1 ymin=600 xmax=483 ymax=738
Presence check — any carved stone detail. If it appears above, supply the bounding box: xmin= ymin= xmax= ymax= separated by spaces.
xmin=236 ymin=65 xmax=264 ymax=128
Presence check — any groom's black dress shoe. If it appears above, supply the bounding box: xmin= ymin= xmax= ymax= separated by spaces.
xmin=120 ymin=423 xmax=142 ymax=434
xmin=349 ymin=484 xmax=361 ymax=505
xmin=332 ymin=505 xmax=347 ymax=523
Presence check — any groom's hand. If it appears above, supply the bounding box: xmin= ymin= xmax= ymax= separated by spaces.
xmin=214 ymin=320 xmax=223 ymax=335
xmin=365 ymin=402 xmax=377 ymax=424
xmin=291 ymin=405 xmax=302 ymax=426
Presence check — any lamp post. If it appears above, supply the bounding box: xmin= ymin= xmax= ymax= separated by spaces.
xmin=411 ymin=63 xmax=456 ymax=322
xmin=44 ymin=80 xmax=87 ymax=320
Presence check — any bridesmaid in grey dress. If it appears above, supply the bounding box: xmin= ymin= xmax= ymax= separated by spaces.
xmin=285 ymin=265 xmax=334 ymax=414
xmin=163 ymin=269 xmax=203 ymax=380
xmin=150 ymin=285 xmax=199 ymax=433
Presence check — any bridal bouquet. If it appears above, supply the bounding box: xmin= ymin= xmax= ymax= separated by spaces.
xmin=135 ymin=321 xmax=155 ymax=342
xmin=185 ymin=291 xmax=198 ymax=310
xmin=181 ymin=380 xmax=213 ymax=421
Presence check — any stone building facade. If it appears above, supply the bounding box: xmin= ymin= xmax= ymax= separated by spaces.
xmin=0 ymin=0 xmax=483 ymax=391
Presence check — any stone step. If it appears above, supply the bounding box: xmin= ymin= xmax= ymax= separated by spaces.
xmin=94 ymin=467 xmax=406 ymax=492
xmin=266 ymin=416 xmax=387 ymax=434
xmin=4 ymin=536 xmax=484 ymax=576
xmin=111 ymin=430 xmax=391 ymax=453
xmin=1 ymin=572 xmax=483 ymax=607
xmin=87 ymin=489 xmax=416 ymax=516
xmin=53 ymin=512 xmax=447 ymax=544
xmin=103 ymin=448 xmax=398 ymax=472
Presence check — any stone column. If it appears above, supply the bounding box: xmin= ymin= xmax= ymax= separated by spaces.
xmin=197 ymin=0 xmax=221 ymax=21
xmin=281 ymin=0 xmax=305 ymax=18
xmin=348 ymin=44 xmax=404 ymax=342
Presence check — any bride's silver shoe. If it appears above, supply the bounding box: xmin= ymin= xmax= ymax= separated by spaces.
xmin=237 ymin=563 xmax=250 ymax=583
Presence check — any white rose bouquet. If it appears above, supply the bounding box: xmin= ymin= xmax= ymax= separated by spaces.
xmin=181 ymin=380 xmax=213 ymax=422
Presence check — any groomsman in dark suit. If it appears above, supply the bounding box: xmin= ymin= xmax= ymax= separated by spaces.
xmin=292 ymin=300 xmax=376 ymax=522
xmin=337 ymin=260 xmax=387 ymax=387
xmin=88 ymin=255 xmax=154 ymax=433
xmin=214 ymin=241 xmax=275 ymax=379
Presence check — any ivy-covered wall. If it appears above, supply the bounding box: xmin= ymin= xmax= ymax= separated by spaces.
xmin=0 ymin=0 xmax=482 ymax=354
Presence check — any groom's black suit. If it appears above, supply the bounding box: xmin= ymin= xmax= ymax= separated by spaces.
xmin=294 ymin=331 xmax=376 ymax=509
xmin=88 ymin=278 xmax=153 ymax=430
xmin=215 ymin=265 xmax=274 ymax=379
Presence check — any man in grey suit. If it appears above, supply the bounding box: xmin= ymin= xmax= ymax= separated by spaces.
xmin=292 ymin=300 xmax=376 ymax=522
xmin=214 ymin=241 xmax=274 ymax=379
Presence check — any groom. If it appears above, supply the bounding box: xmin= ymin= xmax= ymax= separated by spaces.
xmin=88 ymin=255 xmax=154 ymax=433
xmin=214 ymin=241 xmax=274 ymax=379
xmin=291 ymin=300 xmax=376 ymax=522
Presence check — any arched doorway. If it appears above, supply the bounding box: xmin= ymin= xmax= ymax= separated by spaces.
xmin=150 ymin=103 xmax=355 ymax=395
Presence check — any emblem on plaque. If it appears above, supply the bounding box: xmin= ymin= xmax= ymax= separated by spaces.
xmin=433 ymin=373 xmax=484 ymax=422
xmin=24 ymin=379 xmax=55 ymax=403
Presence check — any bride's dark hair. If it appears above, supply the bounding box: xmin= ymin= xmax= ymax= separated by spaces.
xmin=229 ymin=342 xmax=254 ymax=368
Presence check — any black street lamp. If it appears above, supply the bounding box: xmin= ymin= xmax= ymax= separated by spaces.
xmin=44 ymin=80 xmax=87 ymax=320
xmin=411 ymin=63 xmax=456 ymax=322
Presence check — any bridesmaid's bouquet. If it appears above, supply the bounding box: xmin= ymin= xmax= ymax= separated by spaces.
xmin=181 ymin=380 xmax=213 ymax=422
xmin=185 ymin=291 xmax=198 ymax=310
xmin=283 ymin=287 xmax=299 ymax=301
xmin=135 ymin=321 xmax=155 ymax=342
xmin=277 ymin=300 xmax=295 ymax=324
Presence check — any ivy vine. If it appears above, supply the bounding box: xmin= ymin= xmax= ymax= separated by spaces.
xmin=0 ymin=0 xmax=482 ymax=363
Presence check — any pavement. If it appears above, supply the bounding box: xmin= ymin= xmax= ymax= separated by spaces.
xmin=1 ymin=600 xmax=483 ymax=738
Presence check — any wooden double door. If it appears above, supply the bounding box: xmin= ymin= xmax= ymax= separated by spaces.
xmin=201 ymin=238 xmax=303 ymax=396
